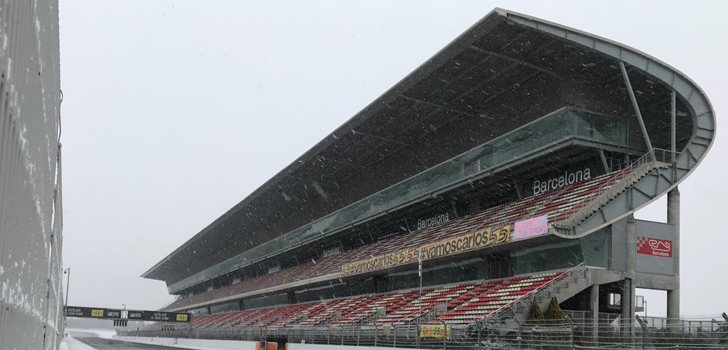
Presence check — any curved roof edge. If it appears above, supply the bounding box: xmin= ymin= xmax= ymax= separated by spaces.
xmin=494 ymin=8 xmax=716 ymax=238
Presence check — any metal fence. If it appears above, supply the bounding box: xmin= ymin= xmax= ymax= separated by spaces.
xmin=120 ymin=313 xmax=728 ymax=350
xmin=0 ymin=0 xmax=64 ymax=350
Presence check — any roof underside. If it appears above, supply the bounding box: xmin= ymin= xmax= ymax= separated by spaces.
xmin=143 ymin=8 xmax=701 ymax=284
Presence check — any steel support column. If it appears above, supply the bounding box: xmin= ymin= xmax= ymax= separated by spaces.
xmin=619 ymin=61 xmax=655 ymax=160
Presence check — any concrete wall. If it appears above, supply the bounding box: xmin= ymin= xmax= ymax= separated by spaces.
xmin=0 ymin=1 xmax=64 ymax=350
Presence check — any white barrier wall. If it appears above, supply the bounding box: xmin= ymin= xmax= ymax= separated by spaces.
xmin=114 ymin=336 xmax=260 ymax=350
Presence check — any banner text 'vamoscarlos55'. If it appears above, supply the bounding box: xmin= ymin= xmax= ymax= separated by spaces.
xmin=340 ymin=224 xmax=512 ymax=276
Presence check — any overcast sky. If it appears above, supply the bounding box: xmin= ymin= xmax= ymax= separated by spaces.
xmin=59 ymin=1 xmax=727 ymax=317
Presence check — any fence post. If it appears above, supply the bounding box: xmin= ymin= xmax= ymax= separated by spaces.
xmin=442 ymin=320 xmax=447 ymax=350
xmin=393 ymin=326 xmax=397 ymax=348
xmin=570 ymin=325 xmax=576 ymax=350
xmin=635 ymin=315 xmax=647 ymax=350
xmin=374 ymin=323 xmax=378 ymax=347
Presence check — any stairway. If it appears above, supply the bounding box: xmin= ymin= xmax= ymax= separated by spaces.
xmin=489 ymin=266 xmax=624 ymax=328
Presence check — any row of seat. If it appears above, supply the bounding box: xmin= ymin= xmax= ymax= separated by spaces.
xmin=188 ymin=271 xmax=562 ymax=328
xmin=167 ymin=166 xmax=637 ymax=311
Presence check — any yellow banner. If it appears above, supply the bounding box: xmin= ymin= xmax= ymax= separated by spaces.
xmin=419 ymin=324 xmax=452 ymax=339
xmin=341 ymin=224 xmax=511 ymax=276
xmin=90 ymin=309 xmax=104 ymax=318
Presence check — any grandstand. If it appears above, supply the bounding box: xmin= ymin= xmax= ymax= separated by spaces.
xmin=136 ymin=8 xmax=715 ymax=348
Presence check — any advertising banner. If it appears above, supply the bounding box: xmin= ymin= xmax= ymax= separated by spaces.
xmin=512 ymin=215 xmax=549 ymax=241
xmin=636 ymin=236 xmax=673 ymax=257
xmin=340 ymin=224 xmax=512 ymax=276
xmin=419 ymin=325 xmax=452 ymax=339
xmin=65 ymin=306 xmax=191 ymax=322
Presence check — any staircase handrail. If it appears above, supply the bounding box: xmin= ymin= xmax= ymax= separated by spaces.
xmin=486 ymin=262 xmax=587 ymax=319
xmin=582 ymin=148 xmax=675 ymax=207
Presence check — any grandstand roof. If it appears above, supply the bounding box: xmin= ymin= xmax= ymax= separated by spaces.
xmin=143 ymin=8 xmax=714 ymax=289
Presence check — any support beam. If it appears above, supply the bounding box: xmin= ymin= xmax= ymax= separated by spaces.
xmin=468 ymin=44 xmax=561 ymax=78
xmin=667 ymin=188 xmax=680 ymax=327
xmin=599 ymin=149 xmax=611 ymax=172
xmin=619 ymin=61 xmax=655 ymax=160
xmin=351 ymin=129 xmax=415 ymax=148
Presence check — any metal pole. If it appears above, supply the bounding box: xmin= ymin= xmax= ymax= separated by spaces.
xmin=619 ymin=61 xmax=655 ymax=160
xmin=417 ymin=253 xmax=423 ymax=348
xmin=671 ymin=90 xmax=677 ymax=163
xmin=64 ymin=267 xmax=71 ymax=306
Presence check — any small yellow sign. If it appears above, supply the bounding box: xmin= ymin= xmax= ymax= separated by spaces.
xmin=419 ymin=324 xmax=451 ymax=339
xmin=90 ymin=309 xmax=104 ymax=318
xmin=176 ymin=314 xmax=188 ymax=322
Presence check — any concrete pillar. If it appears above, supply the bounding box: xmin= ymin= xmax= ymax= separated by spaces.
xmin=590 ymin=284 xmax=599 ymax=343
xmin=623 ymin=215 xmax=637 ymax=336
xmin=667 ymin=188 xmax=680 ymax=327
xmin=626 ymin=215 xmax=637 ymax=279
xmin=621 ymin=279 xmax=634 ymax=336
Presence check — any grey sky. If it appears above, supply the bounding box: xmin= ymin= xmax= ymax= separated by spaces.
xmin=59 ymin=0 xmax=728 ymax=316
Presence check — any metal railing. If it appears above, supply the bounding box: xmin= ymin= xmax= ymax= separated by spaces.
xmin=488 ymin=263 xmax=588 ymax=320
xmin=120 ymin=313 xmax=728 ymax=350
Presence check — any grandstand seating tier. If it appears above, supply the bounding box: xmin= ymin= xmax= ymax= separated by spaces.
xmin=185 ymin=272 xmax=561 ymax=329
xmin=167 ymin=164 xmax=651 ymax=312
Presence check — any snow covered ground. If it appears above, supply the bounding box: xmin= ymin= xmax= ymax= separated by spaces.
xmin=59 ymin=335 xmax=99 ymax=350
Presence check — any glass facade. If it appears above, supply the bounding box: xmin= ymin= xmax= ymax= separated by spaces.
xmin=513 ymin=241 xmax=583 ymax=275
xmin=170 ymin=107 xmax=629 ymax=294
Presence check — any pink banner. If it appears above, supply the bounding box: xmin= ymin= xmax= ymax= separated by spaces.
xmin=512 ymin=215 xmax=549 ymax=241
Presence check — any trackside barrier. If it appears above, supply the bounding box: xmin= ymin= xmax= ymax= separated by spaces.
xmin=114 ymin=335 xmax=260 ymax=350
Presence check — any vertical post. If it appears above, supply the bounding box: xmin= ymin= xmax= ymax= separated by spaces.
xmin=417 ymin=254 xmax=422 ymax=348
xmin=671 ymin=90 xmax=677 ymax=163
xmin=590 ymin=284 xmax=599 ymax=345
xmin=570 ymin=325 xmax=575 ymax=350
xmin=393 ymin=326 xmax=397 ymax=347
xmin=619 ymin=61 xmax=655 ymax=160
xmin=667 ymin=188 xmax=680 ymax=329
xmin=64 ymin=267 xmax=71 ymax=307
xmin=623 ymin=215 xmax=637 ymax=338
xmin=374 ymin=323 xmax=378 ymax=347
xmin=443 ymin=321 xmax=447 ymax=349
